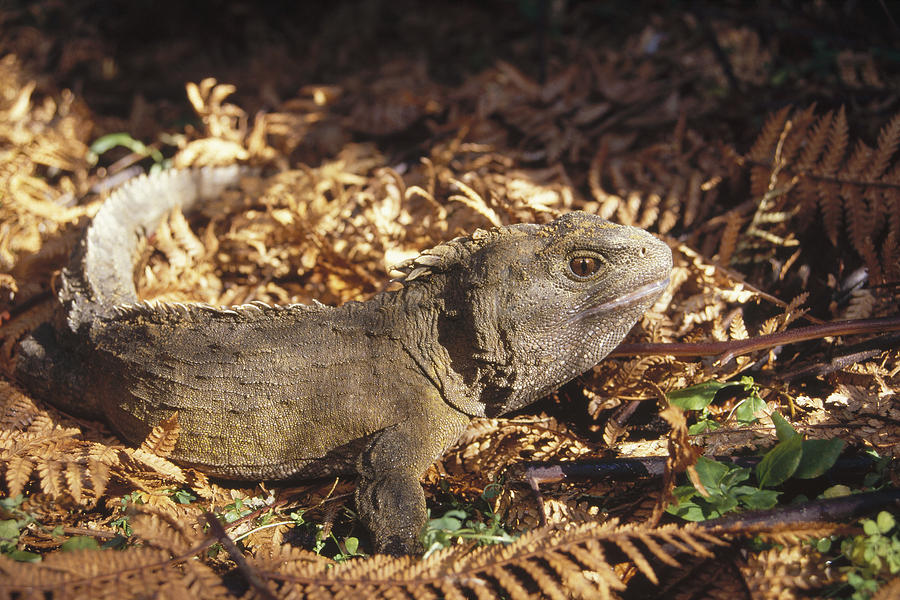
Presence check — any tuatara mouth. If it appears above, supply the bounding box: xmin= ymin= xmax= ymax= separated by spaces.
xmin=577 ymin=277 xmax=670 ymax=319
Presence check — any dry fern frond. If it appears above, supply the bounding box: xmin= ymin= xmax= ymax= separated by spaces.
xmin=0 ymin=381 xmax=216 ymax=507
xmin=739 ymin=544 xmax=834 ymax=599
xmin=253 ymin=519 xmax=725 ymax=599
xmin=447 ymin=177 xmax=504 ymax=227
xmin=744 ymin=105 xmax=900 ymax=284
xmin=589 ymin=131 xmax=728 ymax=239
xmin=0 ymin=508 xmax=227 ymax=600
xmin=342 ymin=59 xmax=444 ymax=136
xmin=441 ymin=415 xmax=594 ymax=488
xmin=0 ymin=381 xmax=108 ymax=504
xmin=176 ymin=78 xmax=270 ymax=167
xmin=0 ymin=56 xmax=93 ymax=274
xmin=138 ymin=412 xmax=180 ymax=458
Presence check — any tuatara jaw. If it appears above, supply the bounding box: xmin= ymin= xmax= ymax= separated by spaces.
xmin=581 ymin=277 xmax=670 ymax=318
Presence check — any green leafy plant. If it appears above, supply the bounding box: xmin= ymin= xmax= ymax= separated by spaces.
xmin=327 ymin=533 xmax=365 ymax=562
xmin=170 ymin=488 xmax=197 ymax=505
xmin=422 ymin=485 xmax=516 ymax=557
xmin=221 ymin=505 xmax=366 ymax=561
xmin=88 ymin=132 xmax=168 ymax=171
xmin=0 ymin=495 xmax=40 ymax=562
xmin=220 ymin=497 xmax=255 ymax=524
xmin=667 ymin=412 xmax=844 ymax=521
xmin=668 ymin=376 xmax=767 ymax=433
xmin=667 ymin=456 xmax=781 ymax=521
xmin=1 ymin=496 xmax=104 ymax=560
xmin=285 ymin=508 xmax=367 ymax=561
xmin=756 ymin=412 xmax=844 ymax=487
xmin=109 ymin=490 xmax=146 ymax=536
xmin=817 ymin=511 xmax=900 ymax=600
xmin=60 ymin=536 xmax=100 ymax=552
xmin=841 ymin=512 xmax=900 ymax=599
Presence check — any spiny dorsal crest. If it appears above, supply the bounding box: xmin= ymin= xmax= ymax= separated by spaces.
xmin=107 ymin=222 xmax=538 ymax=323
xmin=106 ymin=299 xmax=324 ymax=324
xmin=391 ymin=223 xmax=535 ymax=283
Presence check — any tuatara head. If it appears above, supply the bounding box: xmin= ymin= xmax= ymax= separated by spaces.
xmin=400 ymin=211 xmax=672 ymax=417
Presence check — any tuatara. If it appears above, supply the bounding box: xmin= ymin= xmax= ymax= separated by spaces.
xmin=14 ymin=166 xmax=672 ymax=554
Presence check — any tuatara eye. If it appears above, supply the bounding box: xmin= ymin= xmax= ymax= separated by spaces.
xmin=568 ymin=255 xmax=602 ymax=279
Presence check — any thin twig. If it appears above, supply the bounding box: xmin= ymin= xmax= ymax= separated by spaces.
xmin=204 ymin=513 xmax=277 ymax=600
xmin=611 ymin=316 xmax=900 ymax=364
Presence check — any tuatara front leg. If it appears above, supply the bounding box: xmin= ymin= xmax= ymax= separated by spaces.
xmin=355 ymin=395 xmax=471 ymax=555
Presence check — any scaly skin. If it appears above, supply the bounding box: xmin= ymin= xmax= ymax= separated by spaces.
xmin=14 ymin=167 xmax=673 ymax=554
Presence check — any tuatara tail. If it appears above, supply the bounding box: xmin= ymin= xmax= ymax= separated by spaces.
xmin=59 ymin=166 xmax=249 ymax=335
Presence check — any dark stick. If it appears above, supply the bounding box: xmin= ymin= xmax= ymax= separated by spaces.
xmin=610 ymin=316 xmax=900 ymax=364
xmin=512 ymin=455 xmax=876 ymax=486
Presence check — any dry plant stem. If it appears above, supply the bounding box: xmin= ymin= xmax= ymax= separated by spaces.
xmin=611 ymin=316 xmax=900 ymax=364
xmin=781 ymin=348 xmax=887 ymax=380
xmin=703 ymin=487 xmax=900 ymax=532
xmin=204 ymin=513 xmax=277 ymax=600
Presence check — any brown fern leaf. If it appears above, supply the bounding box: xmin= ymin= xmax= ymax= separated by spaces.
xmin=884 ymin=226 xmax=900 ymax=282
xmin=648 ymin=553 xmax=750 ymax=600
xmin=729 ymin=312 xmax=749 ymax=340
xmin=725 ymin=521 xmax=847 ymax=547
xmin=658 ymin=182 xmax=683 ymax=234
xmin=748 ymin=106 xmax=792 ymax=198
xmin=636 ymin=192 xmax=661 ymax=230
xmin=87 ymin=457 xmax=111 ymax=500
xmin=255 ymin=520 xmax=726 ymax=599
xmin=739 ymin=544 xmax=834 ymax=599
xmin=1 ymin=383 xmax=198 ymax=505
xmin=842 ymin=140 xmax=874 ymax=254
xmin=0 ymin=507 xmax=228 ymax=599
xmin=793 ymin=110 xmax=833 ymax=227
xmin=795 ymin=125 xmax=837 ymax=177
xmin=0 ymin=383 xmax=117 ymax=505
xmin=818 ymin=107 xmax=848 ymax=245
xmin=0 ymin=544 xmax=231 ymax=600
xmin=36 ymin=459 xmax=65 ymax=498
xmin=129 ymin=508 xmax=199 ymax=554
xmin=121 ymin=448 xmax=187 ymax=484
xmin=782 ymin=291 xmax=810 ymax=326
xmin=757 ymin=292 xmax=809 ymax=336
xmin=867 ymin=110 xmax=900 ymax=181
xmin=748 ymin=106 xmax=792 ymax=165
xmin=139 ymin=411 xmax=180 ymax=457
xmin=0 ymin=547 xmax=162 ymax=598
xmin=777 ymin=104 xmax=818 ymax=169
xmin=859 ymin=235 xmax=884 ymax=284
xmin=717 ymin=210 xmax=744 ymax=265
xmin=443 ymin=415 xmax=594 ymax=485
xmin=64 ymin=461 xmax=84 ymax=504
xmin=0 ymin=381 xmax=40 ymax=430
xmin=4 ymin=456 xmax=33 ymax=497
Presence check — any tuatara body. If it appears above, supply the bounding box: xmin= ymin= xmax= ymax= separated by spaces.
xmin=14 ymin=166 xmax=672 ymax=554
